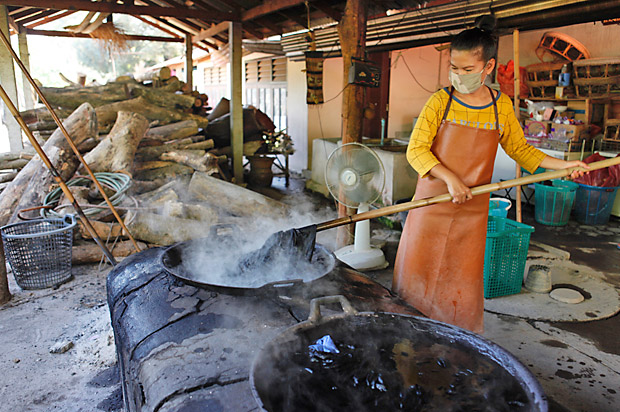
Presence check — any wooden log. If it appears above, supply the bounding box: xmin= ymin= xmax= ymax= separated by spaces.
xmin=78 ymin=219 xmax=126 ymax=240
xmin=72 ymin=240 xmax=147 ymax=264
xmin=0 ymin=103 xmax=97 ymax=226
xmin=164 ymin=135 xmax=207 ymax=146
xmin=188 ymin=172 xmax=288 ymax=218
xmin=77 ymin=137 xmax=98 ymax=153
xmin=40 ymin=83 xmax=129 ymax=110
xmin=158 ymin=76 xmax=181 ymax=93
xmin=129 ymin=86 xmax=195 ymax=110
xmin=0 ymin=171 xmax=17 ymax=183
xmin=160 ymin=150 xmax=218 ymax=173
xmin=0 ymin=151 xmax=34 ymax=162
xmin=136 ymin=176 xmax=191 ymax=202
xmin=28 ymin=120 xmax=58 ymax=131
xmin=95 ymin=97 xmax=208 ymax=133
xmin=145 ymin=120 xmax=198 ymax=141
xmin=82 ymin=111 xmax=149 ymax=175
xmin=0 ymin=158 xmax=29 ymax=170
xmin=57 ymin=186 xmax=90 ymax=216
xmin=19 ymin=107 xmax=71 ymax=124
xmin=133 ymin=164 xmax=194 ymax=181
xmin=183 ymin=139 xmax=215 ymax=150
xmin=125 ymin=210 xmax=216 ymax=245
xmin=134 ymin=160 xmax=177 ymax=172
xmin=210 ymin=140 xmax=263 ymax=157
xmin=135 ymin=139 xmax=213 ymax=161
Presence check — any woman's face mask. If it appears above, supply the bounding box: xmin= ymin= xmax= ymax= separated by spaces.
xmin=448 ymin=66 xmax=487 ymax=94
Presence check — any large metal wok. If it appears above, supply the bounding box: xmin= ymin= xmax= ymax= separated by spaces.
xmin=251 ymin=296 xmax=548 ymax=412
xmin=160 ymin=225 xmax=336 ymax=294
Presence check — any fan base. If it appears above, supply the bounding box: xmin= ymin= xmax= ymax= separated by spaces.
xmin=335 ymin=246 xmax=388 ymax=271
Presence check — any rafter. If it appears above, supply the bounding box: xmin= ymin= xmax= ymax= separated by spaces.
xmin=0 ymin=0 xmax=238 ymax=22
xmin=26 ymin=10 xmax=76 ymax=29
xmin=25 ymin=28 xmax=185 ymax=42
xmin=313 ymin=1 xmax=342 ymax=21
xmin=242 ymin=0 xmax=308 ymax=22
xmin=193 ymin=20 xmax=228 ymax=42
xmin=15 ymin=9 xmax=56 ymax=25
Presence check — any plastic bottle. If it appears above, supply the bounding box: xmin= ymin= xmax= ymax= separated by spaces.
xmin=558 ymin=64 xmax=570 ymax=87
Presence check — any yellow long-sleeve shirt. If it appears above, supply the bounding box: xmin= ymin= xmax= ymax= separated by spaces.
xmin=407 ymin=87 xmax=546 ymax=178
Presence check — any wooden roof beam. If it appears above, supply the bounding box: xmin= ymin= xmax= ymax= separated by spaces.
xmin=26 ymin=10 xmax=76 ymax=28
xmin=313 ymin=1 xmax=342 ymax=22
xmin=0 ymin=0 xmax=238 ymax=22
xmin=15 ymin=9 xmax=56 ymax=25
xmin=25 ymin=28 xmax=186 ymax=42
xmin=242 ymin=0 xmax=309 ymax=22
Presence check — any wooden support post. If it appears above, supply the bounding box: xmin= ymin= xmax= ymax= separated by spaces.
xmin=336 ymin=0 xmax=368 ymax=247
xmin=513 ymin=29 xmax=522 ymax=223
xmin=17 ymin=25 xmax=33 ymax=110
xmin=0 ymin=238 xmax=10 ymax=304
xmin=185 ymin=33 xmax=193 ymax=92
xmin=229 ymin=21 xmax=244 ymax=184
xmin=0 ymin=6 xmax=22 ymax=151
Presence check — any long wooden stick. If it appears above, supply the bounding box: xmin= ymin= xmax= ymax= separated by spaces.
xmin=513 ymin=29 xmax=523 ymax=223
xmin=0 ymin=28 xmax=141 ymax=253
xmin=316 ymin=157 xmax=620 ymax=232
xmin=0 ymin=84 xmax=117 ymax=265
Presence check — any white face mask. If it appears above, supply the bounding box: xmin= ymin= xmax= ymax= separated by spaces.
xmin=449 ymin=65 xmax=487 ymax=94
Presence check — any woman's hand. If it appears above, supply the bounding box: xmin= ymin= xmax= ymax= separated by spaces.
xmin=563 ymin=160 xmax=590 ymax=179
xmin=445 ymin=174 xmax=473 ymax=204
xmin=539 ymin=156 xmax=590 ymax=179
xmin=429 ymin=164 xmax=473 ymax=204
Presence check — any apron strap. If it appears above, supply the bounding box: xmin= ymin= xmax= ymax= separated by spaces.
xmin=441 ymin=87 xmax=456 ymax=122
xmin=488 ymin=86 xmax=499 ymax=130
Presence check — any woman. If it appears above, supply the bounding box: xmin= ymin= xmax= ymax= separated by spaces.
xmin=393 ymin=17 xmax=587 ymax=334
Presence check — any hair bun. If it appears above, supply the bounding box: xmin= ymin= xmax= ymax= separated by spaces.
xmin=474 ymin=15 xmax=497 ymax=33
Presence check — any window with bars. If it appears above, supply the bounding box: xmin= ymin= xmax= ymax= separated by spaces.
xmin=203 ymin=65 xmax=229 ymax=108
xmin=245 ymin=57 xmax=287 ymax=132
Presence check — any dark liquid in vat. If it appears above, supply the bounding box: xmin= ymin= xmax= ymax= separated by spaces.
xmin=260 ymin=316 xmax=531 ymax=412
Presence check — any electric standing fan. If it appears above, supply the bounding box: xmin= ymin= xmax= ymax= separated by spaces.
xmin=325 ymin=142 xmax=388 ymax=270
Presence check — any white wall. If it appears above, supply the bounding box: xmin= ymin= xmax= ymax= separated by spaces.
xmin=387 ymin=46 xmax=449 ymax=140
xmin=286 ymin=59 xmax=309 ymax=171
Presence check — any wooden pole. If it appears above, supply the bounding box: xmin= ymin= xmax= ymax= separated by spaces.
xmin=229 ymin=21 xmax=244 ymax=184
xmin=513 ymin=29 xmax=522 ymax=222
xmin=0 ymin=28 xmax=141 ymax=254
xmin=0 ymin=6 xmax=22 ymax=151
xmin=315 ymin=156 xmax=620 ymax=232
xmin=17 ymin=25 xmax=33 ymax=110
xmin=0 ymin=238 xmax=11 ymax=304
xmin=185 ymin=33 xmax=193 ymax=92
xmin=336 ymin=0 xmax=367 ymax=248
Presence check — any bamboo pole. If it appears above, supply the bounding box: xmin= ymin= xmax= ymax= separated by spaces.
xmin=513 ymin=29 xmax=522 ymax=222
xmin=0 ymin=83 xmax=117 ymax=265
xmin=0 ymin=28 xmax=141 ymax=253
xmin=315 ymin=157 xmax=620 ymax=232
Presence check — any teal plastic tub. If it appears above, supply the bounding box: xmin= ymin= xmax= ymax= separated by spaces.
xmin=574 ymin=184 xmax=619 ymax=225
xmin=484 ymin=216 xmax=534 ymax=299
xmin=534 ymin=180 xmax=579 ymax=226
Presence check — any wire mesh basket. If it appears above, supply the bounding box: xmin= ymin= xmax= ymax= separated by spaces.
xmin=1 ymin=215 xmax=76 ymax=290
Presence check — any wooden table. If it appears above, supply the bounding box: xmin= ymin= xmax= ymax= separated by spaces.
xmin=107 ymin=247 xmax=420 ymax=412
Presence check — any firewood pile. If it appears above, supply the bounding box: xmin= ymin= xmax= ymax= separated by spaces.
xmin=0 ymin=71 xmax=288 ymax=265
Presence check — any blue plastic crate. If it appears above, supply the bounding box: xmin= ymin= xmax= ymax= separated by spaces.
xmin=574 ymin=184 xmax=619 ymax=225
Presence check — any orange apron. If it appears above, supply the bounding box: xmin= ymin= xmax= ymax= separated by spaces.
xmin=393 ymin=87 xmax=500 ymax=334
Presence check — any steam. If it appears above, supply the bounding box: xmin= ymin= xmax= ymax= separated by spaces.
xmin=146 ymin=182 xmax=341 ymax=288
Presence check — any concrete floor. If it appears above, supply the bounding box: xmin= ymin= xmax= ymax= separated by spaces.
xmin=0 ymin=174 xmax=618 ymax=412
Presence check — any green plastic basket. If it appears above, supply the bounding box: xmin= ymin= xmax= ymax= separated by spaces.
xmin=534 ymin=180 xmax=579 ymax=226
xmin=484 ymin=216 xmax=534 ymax=299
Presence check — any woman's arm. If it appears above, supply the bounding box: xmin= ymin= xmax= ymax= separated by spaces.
xmin=428 ymin=164 xmax=473 ymax=204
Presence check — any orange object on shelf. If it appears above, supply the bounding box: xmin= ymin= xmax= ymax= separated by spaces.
xmin=536 ymin=32 xmax=590 ymax=62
